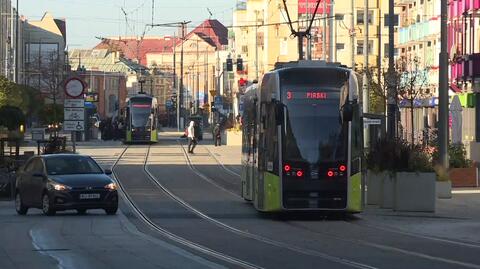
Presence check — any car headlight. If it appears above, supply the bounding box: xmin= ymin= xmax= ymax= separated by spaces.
xmin=104 ymin=182 xmax=117 ymax=191
xmin=49 ymin=182 xmax=71 ymax=191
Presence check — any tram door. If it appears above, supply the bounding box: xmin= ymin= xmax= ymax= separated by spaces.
xmin=255 ymin=101 xmax=280 ymax=211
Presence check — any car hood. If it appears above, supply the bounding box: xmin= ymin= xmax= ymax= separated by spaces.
xmin=48 ymin=174 xmax=113 ymax=188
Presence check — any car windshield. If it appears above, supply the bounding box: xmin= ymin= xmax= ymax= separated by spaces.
xmin=45 ymin=156 xmax=103 ymax=175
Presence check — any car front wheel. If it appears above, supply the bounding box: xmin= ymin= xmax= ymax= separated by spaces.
xmin=42 ymin=193 xmax=56 ymax=216
xmin=15 ymin=192 xmax=28 ymax=215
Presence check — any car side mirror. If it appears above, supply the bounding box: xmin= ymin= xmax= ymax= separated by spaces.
xmin=105 ymin=169 xmax=113 ymax=175
xmin=342 ymin=103 xmax=353 ymax=122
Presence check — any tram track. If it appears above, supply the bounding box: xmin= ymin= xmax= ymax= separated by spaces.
xmin=193 ymin=143 xmax=480 ymax=268
xmin=144 ymin=142 xmax=379 ymax=269
xmin=111 ymin=146 xmax=263 ymax=269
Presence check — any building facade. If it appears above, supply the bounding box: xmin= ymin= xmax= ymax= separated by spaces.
xmin=448 ymin=0 xmax=480 ymax=150
xmin=22 ymin=12 xmax=67 ymax=104
xmin=68 ymin=49 xmax=143 ymax=119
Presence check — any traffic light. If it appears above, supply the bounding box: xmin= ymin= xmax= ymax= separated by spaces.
xmin=237 ymin=57 xmax=243 ymax=71
xmin=226 ymin=58 xmax=233 ymax=72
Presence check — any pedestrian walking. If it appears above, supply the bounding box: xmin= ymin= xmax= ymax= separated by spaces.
xmin=187 ymin=121 xmax=197 ymax=154
xmin=213 ymin=123 xmax=222 ymax=147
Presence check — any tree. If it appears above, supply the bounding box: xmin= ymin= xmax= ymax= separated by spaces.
xmin=0 ymin=106 xmax=25 ymax=131
xmin=27 ymin=51 xmax=65 ymax=124
xmin=397 ymin=56 xmax=431 ymax=145
xmin=0 ymin=76 xmax=45 ymax=126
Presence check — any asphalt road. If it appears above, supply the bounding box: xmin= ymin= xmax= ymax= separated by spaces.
xmin=2 ymin=137 xmax=480 ymax=269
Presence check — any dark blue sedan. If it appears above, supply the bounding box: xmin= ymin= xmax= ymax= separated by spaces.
xmin=15 ymin=154 xmax=118 ymax=216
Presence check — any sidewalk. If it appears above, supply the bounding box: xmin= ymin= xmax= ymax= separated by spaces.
xmin=361 ymin=189 xmax=480 ymax=244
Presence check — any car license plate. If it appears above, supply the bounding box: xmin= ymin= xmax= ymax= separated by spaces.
xmin=79 ymin=193 xmax=100 ymax=199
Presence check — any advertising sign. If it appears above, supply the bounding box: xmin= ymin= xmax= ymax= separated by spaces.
xmin=298 ymin=0 xmax=331 ymax=15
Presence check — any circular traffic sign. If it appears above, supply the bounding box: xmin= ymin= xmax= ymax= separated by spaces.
xmin=64 ymin=77 xmax=85 ymax=98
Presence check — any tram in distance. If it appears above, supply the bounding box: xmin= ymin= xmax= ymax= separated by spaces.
xmin=241 ymin=61 xmax=365 ymax=213
xmin=124 ymin=94 xmax=159 ymax=144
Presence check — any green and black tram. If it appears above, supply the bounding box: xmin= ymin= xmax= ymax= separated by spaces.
xmin=241 ymin=61 xmax=364 ymax=213
xmin=125 ymin=94 xmax=159 ymax=144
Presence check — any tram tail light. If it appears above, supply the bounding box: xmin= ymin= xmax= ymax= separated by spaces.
xmin=339 ymin=165 xmax=347 ymax=172
xmin=284 ymin=164 xmax=291 ymax=172
xmin=327 ymin=171 xmax=334 ymax=178
xmin=296 ymin=170 xmax=304 ymax=177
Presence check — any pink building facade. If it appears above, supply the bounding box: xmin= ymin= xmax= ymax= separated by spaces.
xmin=448 ymin=0 xmax=480 ymax=92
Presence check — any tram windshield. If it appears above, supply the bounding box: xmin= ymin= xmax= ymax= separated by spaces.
xmin=130 ymin=98 xmax=152 ymax=128
xmin=281 ymin=69 xmax=349 ymax=164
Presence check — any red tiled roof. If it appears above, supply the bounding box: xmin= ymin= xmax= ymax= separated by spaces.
xmin=94 ymin=37 xmax=179 ymax=66
xmin=185 ymin=19 xmax=228 ymax=49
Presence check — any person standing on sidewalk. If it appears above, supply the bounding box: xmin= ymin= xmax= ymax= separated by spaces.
xmin=213 ymin=123 xmax=222 ymax=147
xmin=187 ymin=121 xmax=197 ymax=154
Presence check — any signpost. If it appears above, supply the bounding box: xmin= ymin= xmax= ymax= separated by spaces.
xmin=64 ymin=77 xmax=86 ymax=153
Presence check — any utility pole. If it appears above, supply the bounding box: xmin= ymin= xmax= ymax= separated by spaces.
xmin=173 ymin=32 xmax=178 ymax=130
xmin=307 ymin=0 xmax=311 ymax=59
xmin=387 ymin=0 xmax=398 ymax=139
xmin=148 ymin=20 xmax=191 ymax=128
xmin=255 ymin=10 xmax=259 ymax=80
xmin=351 ymin=0 xmax=355 ymax=69
xmin=14 ymin=0 xmax=18 ymax=83
xmin=363 ymin=0 xmax=370 ymax=147
xmin=328 ymin=0 xmax=334 ymax=62
xmin=438 ymin=0 xmax=449 ymax=168
xmin=322 ymin=0 xmax=327 ymax=61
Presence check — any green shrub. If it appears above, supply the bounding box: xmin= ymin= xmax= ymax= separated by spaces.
xmin=367 ymin=138 xmax=434 ymax=173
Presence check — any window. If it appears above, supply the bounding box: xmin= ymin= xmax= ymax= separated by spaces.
xmin=384 ymin=44 xmax=399 ymax=57
xmin=357 ymin=10 xmax=374 ymax=25
xmin=336 ymin=43 xmax=345 ymax=50
xmin=358 ymin=41 xmax=373 ymax=55
xmin=384 ymin=14 xmax=399 ymax=27
xmin=357 ymin=41 xmax=364 ymax=55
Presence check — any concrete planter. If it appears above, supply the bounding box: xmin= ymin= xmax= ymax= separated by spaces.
xmin=366 ymin=171 xmax=387 ymax=205
xmin=381 ymin=175 xmax=395 ymax=209
xmin=436 ymin=181 xmax=452 ymax=199
xmin=394 ymin=172 xmax=436 ymax=212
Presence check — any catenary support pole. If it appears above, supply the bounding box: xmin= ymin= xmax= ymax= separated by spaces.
xmin=387 ymin=0 xmax=397 ymax=139
xmin=439 ymin=0 xmax=449 ymax=169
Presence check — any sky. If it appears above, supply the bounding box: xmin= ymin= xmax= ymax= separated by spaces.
xmin=20 ymin=0 xmax=237 ymax=48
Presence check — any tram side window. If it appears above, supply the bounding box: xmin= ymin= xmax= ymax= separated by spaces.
xmin=265 ymin=103 xmax=279 ymax=174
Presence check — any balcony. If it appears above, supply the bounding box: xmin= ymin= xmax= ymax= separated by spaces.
xmin=450 ymin=54 xmax=480 ymax=82
xmin=464 ymin=0 xmax=480 ymax=13
xmin=398 ymin=20 xmax=440 ymax=45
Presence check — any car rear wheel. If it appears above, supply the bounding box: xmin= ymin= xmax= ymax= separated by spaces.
xmin=15 ymin=192 xmax=28 ymax=215
xmin=77 ymin=209 xmax=87 ymax=215
xmin=105 ymin=206 xmax=118 ymax=215
xmin=42 ymin=193 xmax=56 ymax=216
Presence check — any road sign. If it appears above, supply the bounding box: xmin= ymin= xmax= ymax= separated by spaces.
xmin=64 ymin=108 xmax=85 ymax=121
xmin=63 ymin=121 xmax=85 ymax=131
xmin=64 ymin=99 xmax=85 ymax=108
xmin=364 ymin=118 xmax=382 ymax=126
xmin=64 ymin=77 xmax=86 ymax=98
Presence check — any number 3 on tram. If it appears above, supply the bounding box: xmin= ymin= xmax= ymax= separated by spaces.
xmin=241 ymin=62 xmax=365 ymax=213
